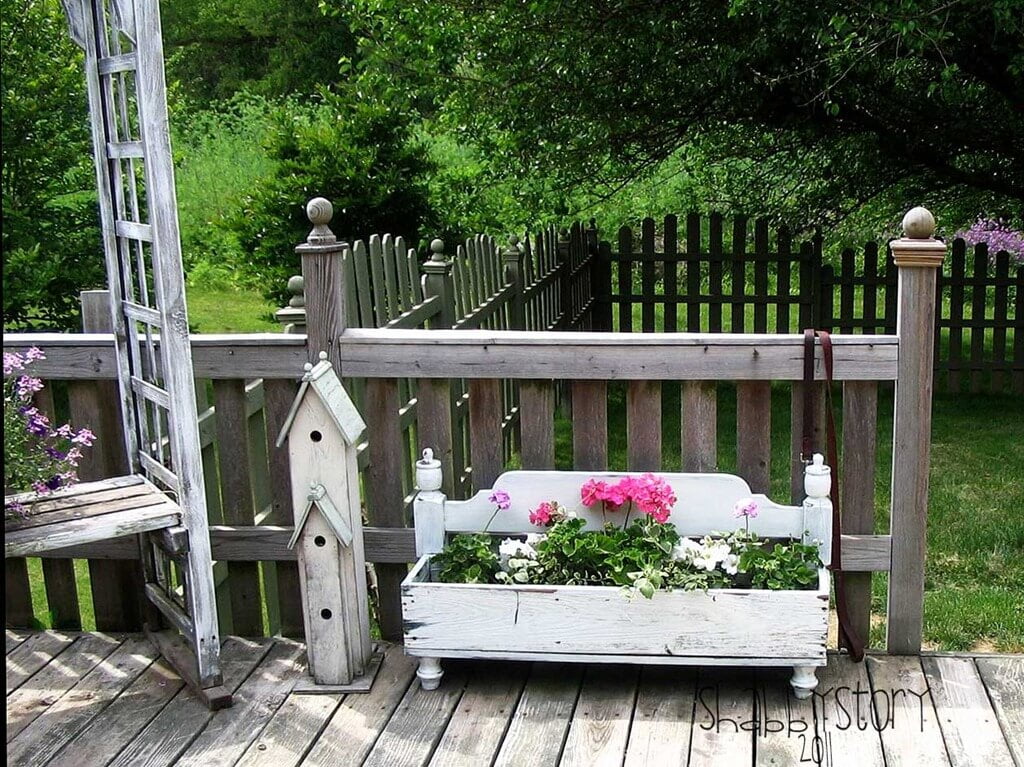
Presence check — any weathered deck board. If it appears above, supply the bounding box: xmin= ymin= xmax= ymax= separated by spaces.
xmin=5 ymin=634 xmax=1021 ymax=766
xmin=174 ymin=640 xmax=305 ymax=767
xmin=493 ymin=663 xmax=583 ymax=767
xmin=43 ymin=657 xmax=184 ymax=767
xmin=5 ymin=630 xmax=31 ymax=656
xmin=6 ymin=631 xmax=75 ymax=694
xmin=7 ymin=636 xmax=156 ymax=766
xmin=866 ymin=655 xmax=950 ymax=767
xmin=6 ymin=633 xmax=122 ymax=742
xmin=975 ymin=657 xmax=1024 ymax=766
xmin=429 ymin=663 xmax=527 ymax=766
xmin=623 ymin=666 xmax=695 ymax=767
xmin=560 ymin=665 xmax=639 ymax=767
xmin=303 ymin=643 xmax=417 ymax=766
xmin=689 ymin=668 xmax=753 ymax=766
xmin=106 ymin=637 xmax=272 ymax=767
xmin=924 ymin=656 xmax=1016 ymax=767
xmin=361 ymin=666 xmax=469 ymax=767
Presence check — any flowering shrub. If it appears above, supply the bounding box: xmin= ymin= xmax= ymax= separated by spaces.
xmin=955 ymin=218 xmax=1024 ymax=265
xmin=4 ymin=349 xmax=94 ymax=518
xmin=432 ymin=477 xmax=822 ymax=597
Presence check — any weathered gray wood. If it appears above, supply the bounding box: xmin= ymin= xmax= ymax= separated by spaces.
xmin=39 ymin=559 xmax=82 ymax=631
xmin=6 ymin=632 xmax=122 ymax=742
xmin=5 ymin=629 xmax=30 ymax=655
xmin=975 ymin=657 xmax=1024 ymax=765
xmin=519 ymin=380 xmax=555 ymax=469
xmin=689 ymin=669 xmax=752 ymax=766
xmin=5 ymin=502 xmax=181 ymax=558
xmin=754 ymin=667 xmax=816 ymax=766
xmin=6 ymin=631 xmax=75 ymax=694
xmin=493 ymin=663 xmax=582 ymax=767
xmin=7 ymin=636 xmax=157 ymax=766
xmin=175 ymin=640 xmax=306 ymax=767
xmin=7 ymin=490 xmax=167 ymax=531
xmin=923 ymin=656 xmax=1015 ymax=766
xmin=572 ymin=380 xmax=607 ymax=470
xmin=682 ymin=381 xmax=717 ymax=472
xmin=361 ymin=666 xmax=469 ymax=767
xmin=107 ymin=636 xmax=272 ymax=767
xmin=213 ymin=378 xmax=263 ymax=636
xmin=303 ymin=643 xmax=417 ymax=766
xmin=843 ymin=381 xmax=879 ymax=647
xmin=623 ymin=666 xmax=695 ymax=767
xmin=418 ymin=378 xmax=455 ymax=497
xmin=262 ymin=378 xmax=303 ymax=638
xmin=469 ymin=378 xmax=504 ymax=490
xmin=789 ymin=381 xmax=825 ymax=504
xmin=429 ymin=663 xmax=527 ymax=766
xmin=627 ymin=380 xmax=662 ymax=471
xmin=43 ymin=655 xmax=184 ymax=767
xmin=736 ymin=381 xmax=771 ymax=493
xmin=234 ymin=691 xmax=343 ymax=767
xmin=866 ymin=656 xmax=950 ymax=767
xmin=814 ymin=654 xmax=886 ymax=766
xmin=888 ymin=226 xmax=943 ymax=654
xmin=560 ymin=666 xmax=638 ymax=767
xmin=336 ymin=330 xmax=900 ymax=380
xmin=5 ymin=559 xmax=34 ymax=628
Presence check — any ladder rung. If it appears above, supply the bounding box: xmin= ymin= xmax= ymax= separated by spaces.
xmin=98 ymin=52 xmax=136 ymax=74
xmin=139 ymin=452 xmax=178 ymax=490
xmin=107 ymin=141 xmax=144 ymax=159
xmin=123 ymin=300 xmax=162 ymax=327
xmin=144 ymin=582 xmax=194 ymax=637
xmin=131 ymin=376 xmax=171 ymax=408
xmin=116 ymin=220 xmax=153 ymax=242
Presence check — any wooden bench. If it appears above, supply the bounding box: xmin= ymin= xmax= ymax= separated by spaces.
xmin=5 ymin=476 xmax=182 ymax=558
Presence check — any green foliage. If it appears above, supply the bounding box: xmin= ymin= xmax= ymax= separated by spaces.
xmin=739 ymin=538 xmax=821 ymax=591
xmin=231 ymin=91 xmax=435 ymax=302
xmin=1 ymin=0 xmax=105 ymax=330
xmin=432 ymin=533 xmax=499 ymax=584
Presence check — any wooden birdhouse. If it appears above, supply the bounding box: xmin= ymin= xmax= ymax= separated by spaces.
xmin=276 ymin=352 xmax=380 ymax=690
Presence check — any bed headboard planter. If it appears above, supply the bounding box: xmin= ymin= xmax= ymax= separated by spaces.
xmin=402 ymin=452 xmax=833 ymax=698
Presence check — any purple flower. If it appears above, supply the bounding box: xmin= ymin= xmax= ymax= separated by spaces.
xmin=733 ymin=498 xmax=759 ymax=519
xmin=44 ymin=446 xmax=67 ymax=461
xmin=956 ymin=218 xmax=1024 ymax=264
xmin=488 ymin=490 xmax=511 ymax=510
xmin=72 ymin=428 xmax=96 ymax=447
xmin=3 ymin=352 xmax=25 ymax=376
xmin=44 ymin=475 xmax=63 ymax=491
xmin=25 ymin=347 xmax=45 ymax=362
xmin=16 ymin=375 xmax=44 ymax=399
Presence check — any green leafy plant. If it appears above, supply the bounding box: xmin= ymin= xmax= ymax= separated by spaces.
xmin=431 ymin=533 xmax=499 ymax=584
xmin=739 ymin=539 xmax=821 ymax=590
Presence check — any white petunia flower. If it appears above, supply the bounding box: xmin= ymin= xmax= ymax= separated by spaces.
xmin=722 ymin=553 xmax=740 ymax=575
xmin=498 ymin=538 xmax=537 ymax=570
xmin=671 ymin=538 xmax=703 ymax=562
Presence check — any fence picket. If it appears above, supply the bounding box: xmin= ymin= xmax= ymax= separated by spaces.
xmin=627 ymin=380 xmax=661 ymax=471
xmin=709 ymin=213 xmax=724 ymax=333
xmin=776 ymin=225 xmax=792 ymax=333
xmin=663 ymin=215 xmax=678 ymax=332
xmin=469 ymin=379 xmax=503 ymax=489
xmin=368 ymin=235 xmax=388 ymax=327
xmin=731 ymin=216 xmax=747 ymax=332
xmin=618 ymin=226 xmax=633 ymax=332
xmin=863 ymin=242 xmax=879 ymax=335
xmin=572 ymin=381 xmax=608 ymax=470
xmin=753 ymin=218 xmax=769 ymax=333
xmin=947 ymin=240 xmax=966 ymax=392
xmin=381 ymin=234 xmax=401 ymax=319
xmin=520 ymin=381 xmax=555 ymax=469
xmin=681 ymin=381 xmax=717 ymax=472
xmin=686 ymin=213 xmax=702 ymax=332
xmin=970 ymin=244 xmax=988 ymax=393
xmin=351 ymin=240 xmax=375 ymax=328
xmin=736 ymin=381 xmax=771 ymax=493
xmin=843 ymin=381 xmax=878 ymax=648
xmin=641 ymin=217 xmax=656 ymax=332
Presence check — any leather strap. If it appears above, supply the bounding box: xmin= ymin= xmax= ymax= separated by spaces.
xmin=803 ymin=329 xmax=865 ymax=661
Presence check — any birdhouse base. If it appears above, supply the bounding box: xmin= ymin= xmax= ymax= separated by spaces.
xmin=291 ymin=644 xmax=385 ymax=694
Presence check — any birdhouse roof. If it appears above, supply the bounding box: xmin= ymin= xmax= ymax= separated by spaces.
xmin=275 ymin=354 xmax=366 ymax=448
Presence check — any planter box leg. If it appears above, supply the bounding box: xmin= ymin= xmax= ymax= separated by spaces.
xmin=417 ymin=657 xmax=444 ymax=690
xmin=790 ymin=665 xmax=818 ymax=699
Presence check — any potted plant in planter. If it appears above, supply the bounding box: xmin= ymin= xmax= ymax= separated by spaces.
xmin=5 ymin=348 xmax=94 ymax=518
xmin=402 ymin=449 xmax=833 ymax=698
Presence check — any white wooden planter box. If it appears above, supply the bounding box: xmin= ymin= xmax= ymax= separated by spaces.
xmin=403 ymin=463 xmax=834 ymax=698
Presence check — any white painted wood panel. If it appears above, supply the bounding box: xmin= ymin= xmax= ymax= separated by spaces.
xmin=403 ymin=565 xmax=828 ymax=662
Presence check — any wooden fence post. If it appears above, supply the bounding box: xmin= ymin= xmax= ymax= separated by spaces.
xmin=72 ymin=290 xmax=143 ymax=631
xmin=274 ymin=275 xmax=306 ymax=334
xmin=589 ymin=220 xmax=613 ymax=331
xmin=420 ymin=239 xmax=457 ymax=496
xmin=298 ymin=198 xmax=348 ymax=366
xmin=503 ymin=235 xmax=526 ymax=330
xmin=887 ymin=206 xmax=945 ymax=654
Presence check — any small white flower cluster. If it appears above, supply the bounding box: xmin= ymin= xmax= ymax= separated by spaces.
xmin=672 ymin=536 xmax=741 ymax=575
xmin=496 ymin=534 xmax=545 ymax=584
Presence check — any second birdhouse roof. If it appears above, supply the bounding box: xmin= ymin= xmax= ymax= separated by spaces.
xmin=275 ymin=353 xmax=366 ymax=448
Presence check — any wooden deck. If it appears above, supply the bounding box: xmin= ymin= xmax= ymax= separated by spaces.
xmin=6 ymin=630 xmax=1021 ymax=767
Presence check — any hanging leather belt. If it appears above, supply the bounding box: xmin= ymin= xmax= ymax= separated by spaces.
xmin=803 ymin=328 xmax=865 ymax=661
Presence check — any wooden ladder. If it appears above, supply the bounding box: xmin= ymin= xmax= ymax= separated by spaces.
xmin=58 ymin=0 xmax=227 ymax=707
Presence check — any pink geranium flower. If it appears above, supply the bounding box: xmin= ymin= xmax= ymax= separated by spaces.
xmin=529 ymin=501 xmax=554 ymax=527
xmin=488 ymin=490 xmax=511 ymax=510
xmin=580 ymin=479 xmax=608 ymax=507
xmin=733 ymin=498 xmax=759 ymax=519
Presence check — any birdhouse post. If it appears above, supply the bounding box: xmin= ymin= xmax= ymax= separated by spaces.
xmin=276 ymin=352 xmax=380 ymax=691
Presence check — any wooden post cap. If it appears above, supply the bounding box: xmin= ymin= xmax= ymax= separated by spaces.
xmin=890 ymin=206 xmax=946 ymax=267
xmin=297 ymin=197 xmax=343 ymax=251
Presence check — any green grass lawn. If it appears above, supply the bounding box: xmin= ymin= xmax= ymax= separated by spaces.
xmin=185 ymin=285 xmax=279 ymax=333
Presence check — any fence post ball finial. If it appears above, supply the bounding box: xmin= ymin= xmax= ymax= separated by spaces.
xmin=304 ymin=197 xmax=337 ymax=246
xmin=508 ymin=234 xmax=520 ymax=247
xmin=430 ymin=239 xmax=446 ymax=262
xmin=416 ymin=447 xmax=443 ymax=491
xmin=902 ymin=207 xmax=935 ymax=239
xmin=804 ymin=453 xmax=831 ymax=499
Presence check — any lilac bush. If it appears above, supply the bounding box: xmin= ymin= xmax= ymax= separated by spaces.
xmin=955 ymin=218 xmax=1024 ymax=265
xmin=4 ymin=348 xmax=94 ymax=518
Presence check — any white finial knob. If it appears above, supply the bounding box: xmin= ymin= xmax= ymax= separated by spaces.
xmin=416 ymin=447 xmax=443 ymax=492
xmin=902 ymin=207 xmax=935 ymax=239
xmin=303 ymin=362 xmax=313 ymax=372
xmin=804 ymin=453 xmax=831 ymax=498
xmin=318 ymin=350 xmax=328 ymax=361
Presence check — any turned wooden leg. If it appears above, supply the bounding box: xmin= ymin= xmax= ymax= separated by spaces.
xmin=790 ymin=665 xmax=818 ymax=699
xmin=417 ymin=657 xmax=443 ymax=690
